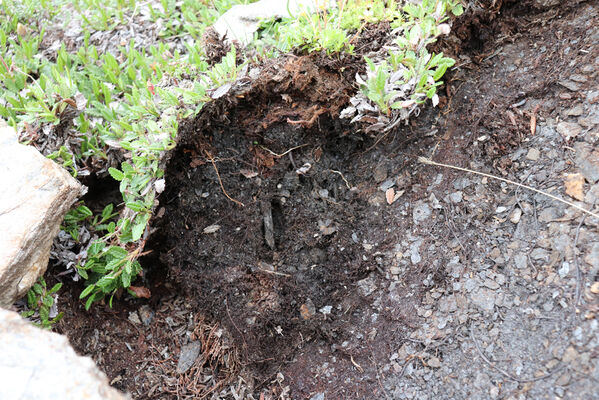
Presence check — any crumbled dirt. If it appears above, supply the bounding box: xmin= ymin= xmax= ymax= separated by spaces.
xmin=52 ymin=1 xmax=599 ymax=399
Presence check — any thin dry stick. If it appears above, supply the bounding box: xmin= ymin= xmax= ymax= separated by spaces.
xmin=206 ymin=153 xmax=244 ymax=207
xmin=418 ymin=157 xmax=599 ymax=220
xmin=259 ymin=143 xmax=309 ymax=157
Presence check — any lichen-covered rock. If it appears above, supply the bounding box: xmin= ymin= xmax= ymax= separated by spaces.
xmin=0 ymin=121 xmax=84 ymax=306
xmin=0 ymin=308 xmax=128 ymax=399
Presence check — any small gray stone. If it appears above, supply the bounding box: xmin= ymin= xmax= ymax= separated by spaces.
xmin=526 ymin=148 xmax=541 ymax=161
xmin=569 ymin=74 xmax=587 ymax=83
xmin=574 ymin=142 xmax=599 ymax=184
xmin=471 ymin=288 xmax=496 ymax=312
xmin=464 ymin=278 xmax=478 ymax=292
xmin=176 ymin=341 xmax=202 ymax=374
xmin=128 ymin=312 xmax=141 ymax=325
xmin=556 ymin=122 xmax=582 ymax=140
xmin=413 ymin=202 xmax=431 ymax=223
xmin=138 ymin=305 xmax=154 ymax=326
xmin=447 ymin=191 xmax=463 ymax=203
xmin=566 ymin=105 xmax=583 ymax=116
xmin=514 ymin=253 xmax=527 ymax=269
xmin=428 ymin=356 xmax=441 ymax=368
xmin=509 ymin=208 xmax=522 ymax=224
xmin=310 ymin=394 xmax=325 ymax=400
xmin=483 ymin=279 xmax=500 ymax=290
xmin=357 ymin=275 xmax=377 ymax=297
xmin=380 ymin=178 xmax=395 ymax=191
xmin=558 ymin=80 xmax=580 ymax=91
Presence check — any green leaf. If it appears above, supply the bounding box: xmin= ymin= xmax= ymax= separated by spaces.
xmin=121 ymin=271 xmax=131 ymax=288
xmin=80 ymin=284 xmax=95 ymax=299
xmin=125 ymin=201 xmax=145 ymax=212
xmin=106 ymin=245 xmax=129 ymax=259
xmin=131 ymin=221 xmax=145 ymax=241
xmin=33 ymin=283 xmax=43 ymax=295
xmin=88 ymin=240 xmax=106 ymax=256
xmin=452 ymin=4 xmax=464 ymax=16
xmin=39 ymin=306 xmax=49 ymax=323
xmin=42 ymin=295 xmax=53 ymax=308
xmin=49 ymin=282 xmax=62 ymax=294
xmin=108 ymin=167 xmax=124 ymax=181
xmin=85 ymin=293 xmax=96 ymax=310
xmin=27 ymin=290 xmax=36 ymax=308
xmin=78 ymin=268 xmax=88 ymax=280
xmin=101 ymin=204 xmax=114 ymax=222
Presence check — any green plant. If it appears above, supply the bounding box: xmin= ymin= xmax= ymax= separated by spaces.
xmin=341 ymin=0 xmax=463 ymax=131
xmin=258 ymin=0 xmax=403 ymax=55
xmin=21 ymin=277 xmax=64 ymax=329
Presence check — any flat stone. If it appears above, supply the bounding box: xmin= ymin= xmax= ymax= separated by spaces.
xmin=558 ymin=80 xmax=580 ymax=91
xmin=569 ymin=74 xmax=587 ymax=83
xmin=0 ymin=123 xmax=83 ymax=306
xmin=556 ymin=121 xmax=582 ymax=140
xmin=0 ymin=308 xmax=128 ymax=399
xmin=526 ymin=148 xmax=541 ymax=161
xmin=471 ymin=288 xmax=496 ymax=312
xmin=427 ymin=356 xmax=441 ymax=368
xmin=413 ymin=202 xmax=431 ymax=223
xmin=483 ymin=279 xmax=500 ymax=290
xmin=509 ymin=208 xmax=522 ymax=224
xmin=574 ymin=142 xmax=599 ymax=184
xmin=176 ymin=341 xmax=202 ymax=374
xmin=566 ymin=105 xmax=584 ymax=116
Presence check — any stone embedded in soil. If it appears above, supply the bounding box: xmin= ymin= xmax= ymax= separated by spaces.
xmin=176 ymin=341 xmax=202 ymax=374
xmin=471 ymin=288 xmax=496 ymax=312
xmin=137 ymin=305 xmax=154 ymax=326
xmin=556 ymin=121 xmax=582 ymax=140
xmin=566 ymin=105 xmax=584 ymax=116
xmin=526 ymin=148 xmax=541 ymax=161
xmin=0 ymin=122 xmax=83 ymax=307
xmin=412 ymin=202 xmax=432 ymax=223
xmin=0 ymin=308 xmax=128 ymax=400
xmin=574 ymin=142 xmax=599 ymax=183
xmin=558 ymin=80 xmax=581 ymax=91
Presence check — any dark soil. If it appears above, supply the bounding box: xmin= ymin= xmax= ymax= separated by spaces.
xmin=52 ymin=1 xmax=596 ymax=398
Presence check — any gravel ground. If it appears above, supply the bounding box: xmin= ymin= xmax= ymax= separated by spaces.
xmin=379 ymin=4 xmax=599 ymax=399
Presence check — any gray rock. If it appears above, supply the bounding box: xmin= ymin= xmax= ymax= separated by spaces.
xmin=556 ymin=122 xmax=582 ymax=140
xmin=526 ymin=148 xmax=541 ymax=161
xmin=0 ymin=123 xmax=83 ymax=307
xmin=471 ymin=288 xmax=496 ymax=312
xmin=138 ymin=305 xmax=154 ymax=326
xmin=357 ymin=275 xmax=377 ymax=297
xmin=569 ymin=74 xmax=587 ymax=83
xmin=413 ymin=202 xmax=431 ymax=223
xmin=574 ymin=142 xmax=599 ymax=183
xmin=0 ymin=308 xmax=128 ymax=399
xmin=566 ymin=105 xmax=583 ymax=116
xmin=558 ymin=80 xmax=580 ymax=91
xmin=514 ymin=253 xmax=527 ymax=269
xmin=310 ymin=393 xmax=325 ymax=400
xmin=176 ymin=341 xmax=202 ymax=374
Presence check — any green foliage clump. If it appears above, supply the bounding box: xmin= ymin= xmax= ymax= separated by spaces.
xmin=21 ymin=277 xmax=64 ymax=329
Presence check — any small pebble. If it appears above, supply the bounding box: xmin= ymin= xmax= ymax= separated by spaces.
xmin=526 ymin=148 xmax=541 ymax=161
